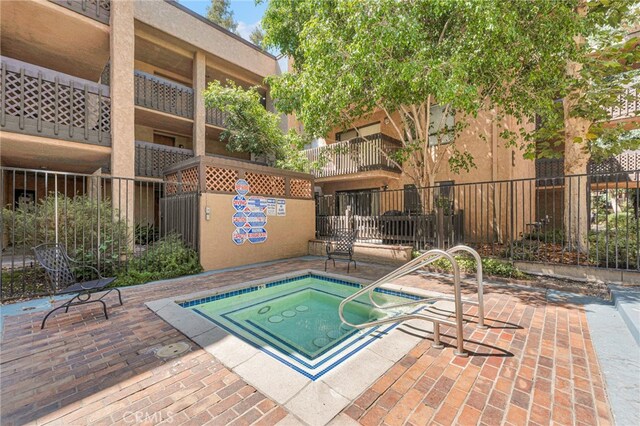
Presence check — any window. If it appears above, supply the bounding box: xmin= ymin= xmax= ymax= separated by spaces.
xmin=436 ymin=180 xmax=454 ymax=198
xmin=336 ymin=122 xmax=381 ymax=141
xmin=336 ymin=189 xmax=379 ymax=216
xmin=403 ymin=184 xmax=420 ymax=213
xmin=428 ymin=105 xmax=455 ymax=146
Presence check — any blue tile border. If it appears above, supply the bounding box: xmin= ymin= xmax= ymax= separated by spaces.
xmin=179 ymin=272 xmax=421 ymax=308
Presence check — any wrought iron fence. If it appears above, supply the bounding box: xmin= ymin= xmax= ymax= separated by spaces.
xmin=316 ymin=169 xmax=640 ymax=271
xmin=0 ymin=57 xmax=112 ymax=146
xmin=303 ymin=133 xmax=402 ymax=178
xmin=0 ymin=167 xmax=199 ymax=302
xmin=134 ymin=70 xmax=194 ymax=119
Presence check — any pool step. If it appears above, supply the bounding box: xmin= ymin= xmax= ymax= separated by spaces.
xmin=610 ymin=285 xmax=640 ymax=346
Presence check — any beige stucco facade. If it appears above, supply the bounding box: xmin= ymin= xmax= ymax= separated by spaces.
xmin=0 ymin=0 xmax=280 ymax=180
xmin=199 ymin=193 xmax=315 ymax=270
xmin=315 ymin=108 xmax=537 ymax=244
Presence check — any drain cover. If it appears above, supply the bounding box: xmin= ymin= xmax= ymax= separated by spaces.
xmin=156 ymin=342 xmax=190 ymax=359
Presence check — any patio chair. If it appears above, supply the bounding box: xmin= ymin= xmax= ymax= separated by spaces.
xmin=33 ymin=243 xmax=122 ymax=329
xmin=325 ymin=229 xmax=358 ymax=273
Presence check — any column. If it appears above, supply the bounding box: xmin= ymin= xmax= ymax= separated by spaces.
xmin=110 ymin=0 xmax=135 ymax=228
xmin=193 ymin=51 xmax=206 ymax=156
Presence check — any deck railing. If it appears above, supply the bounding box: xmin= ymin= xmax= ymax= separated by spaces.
xmin=0 ymin=57 xmax=111 ymax=146
xmin=606 ymin=85 xmax=639 ymax=121
xmin=49 ymin=0 xmax=110 ymax=24
xmin=535 ymin=158 xmax=564 ymax=187
xmin=205 ymin=107 xmax=228 ymax=128
xmin=303 ymin=133 xmax=402 ymax=178
xmin=536 ymin=151 xmax=640 ymax=186
xmin=134 ymin=71 xmax=194 ymax=119
xmin=135 ymin=141 xmax=194 ymax=178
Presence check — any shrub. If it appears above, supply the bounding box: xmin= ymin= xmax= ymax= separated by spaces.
xmin=429 ymin=255 xmax=530 ymax=280
xmin=135 ymin=224 xmax=160 ymax=245
xmin=114 ymin=235 xmax=202 ymax=287
xmin=589 ymin=228 xmax=638 ymax=270
xmin=2 ymin=193 xmax=130 ymax=278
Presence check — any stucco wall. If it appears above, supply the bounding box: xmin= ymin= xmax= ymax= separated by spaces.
xmin=199 ymin=193 xmax=315 ymax=270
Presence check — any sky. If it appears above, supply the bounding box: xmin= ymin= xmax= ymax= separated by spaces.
xmin=179 ymin=0 xmax=268 ymax=42
xmin=178 ymin=1 xmax=286 ymax=69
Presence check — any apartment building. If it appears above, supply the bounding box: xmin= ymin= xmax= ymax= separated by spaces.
xmin=0 ymin=0 xmax=280 ymax=204
xmin=307 ymin=84 xmax=638 ymax=247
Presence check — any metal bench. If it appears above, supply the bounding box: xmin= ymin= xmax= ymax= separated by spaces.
xmin=33 ymin=243 xmax=123 ymax=329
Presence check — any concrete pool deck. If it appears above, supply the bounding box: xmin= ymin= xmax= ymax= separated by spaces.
xmin=0 ymin=257 xmax=627 ymax=425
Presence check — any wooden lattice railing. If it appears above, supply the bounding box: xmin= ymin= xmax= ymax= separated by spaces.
xmin=135 ymin=141 xmax=193 ymax=178
xmin=164 ymin=155 xmax=314 ymax=199
xmin=0 ymin=56 xmax=111 ymax=146
xmin=134 ymin=70 xmax=194 ymax=119
xmin=49 ymin=0 xmax=111 ymax=24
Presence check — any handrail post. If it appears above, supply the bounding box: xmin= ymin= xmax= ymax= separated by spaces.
xmin=447 ymin=245 xmax=485 ymax=329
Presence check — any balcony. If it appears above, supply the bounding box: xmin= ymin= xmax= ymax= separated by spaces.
xmin=134 ymin=71 xmax=194 ymax=119
xmin=536 ymin=150 xmax=640 ymax=187
xmin=133 ymin=70 xmax=228 ymax=128
xmin=135 ymin=141 xmax=193 ymax=178
xmin=606 ymin=85 xmax=638 ymax=121
xmin=0 ymin=57 xmax=111 ymax=146
xmin=303 ymin=133 xmax=402 ymax=179
xmin=49 ymin=0 xmax=111 ymax=25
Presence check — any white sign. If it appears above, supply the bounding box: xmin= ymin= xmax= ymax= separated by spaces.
xmin=247 ymin=196 xmax=268 ymax=213
xmin=276 ymin=199 xmax=286 ymax=217
xmin=266 ymin=198 xmax=277 ymax=216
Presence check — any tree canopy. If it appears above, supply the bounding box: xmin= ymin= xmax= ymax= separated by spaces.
xmin=262 ymin=0 xmax=639 ymax=187
xmin=203 ymin=80 xmax=309 ymax=171
xmin=206 ymin=0 xmax=238 ymax=34
xmin=249 ymin=26 xmax=265 ymax=48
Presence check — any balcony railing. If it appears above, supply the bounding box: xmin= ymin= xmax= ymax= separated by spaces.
xmin=135 ymin=141 xmax=193 ymax=178
xmin=303 ymin=133 xmax=402 ymax=179
xmin=536 ymin=150 xmax=640 ymax=186
xmin=205 ymin=107 xmax=228 ymax=128
xmin=535 ymin=158 xmax=564 ymax=187
xmin=606 ymin=85 xmax=638 ymax=121
xmin=0 ymin=57 xmax=111 ymax=146
xmin=49 ymin=0 xmax=110 ymax=24
xmin=134 ymin=71 xmax=194 ymax=119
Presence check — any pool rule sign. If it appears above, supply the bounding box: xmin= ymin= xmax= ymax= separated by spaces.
xmin=231 ymin=179 xmax=268 ymax=245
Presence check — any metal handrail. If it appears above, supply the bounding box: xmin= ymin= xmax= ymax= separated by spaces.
xmin=338 ymin=249 xmax=468 ymax=356
xmin=364 ymin=245 xmax=485 ymax=329
xmin=446 ymin=246 xmax=485 ymax=329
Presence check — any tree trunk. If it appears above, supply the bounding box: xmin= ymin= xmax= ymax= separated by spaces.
xmin=563 ymin=113 xmax=591 ymax=253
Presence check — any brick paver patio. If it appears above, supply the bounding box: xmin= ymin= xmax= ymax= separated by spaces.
xmin=0 ymin=258 xmax=612 ymax=425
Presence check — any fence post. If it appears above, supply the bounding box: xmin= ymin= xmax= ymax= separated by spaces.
xmin=509 ymin=180 xmax=515 ymax=261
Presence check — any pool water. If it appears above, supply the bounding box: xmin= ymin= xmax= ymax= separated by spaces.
xmin=181 ymin=274 xmax=423 ymax=379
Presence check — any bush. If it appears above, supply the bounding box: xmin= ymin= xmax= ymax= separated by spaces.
xmin=2 ymin=193 xmax=130 ymax=278
xmin=430 ymin=255 xmax=530 ymax=280
xmin=114 ymin=235 xmax=202 ymax=287
xmin=135 ymin=224 xmax=160 ymax=245
xmin=589 ymin=229 xmax=638 ymax=270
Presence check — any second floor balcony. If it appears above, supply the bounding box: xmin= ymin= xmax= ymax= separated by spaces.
xmin=0 ymin=56 xmax=112 ymax=146
xmin=536 ymin=150 xmax=640 ymax=187
xmin=133 ymin=70 xmax=228 ymax=128
xmin=49 ymin=0 xmax=111 ymax=25
xmin=303 ymin=133 xmax=402 ymax=179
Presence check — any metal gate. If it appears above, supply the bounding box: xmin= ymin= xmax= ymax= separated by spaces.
xmin=160 ymin=192 xmax=199 ymax=251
